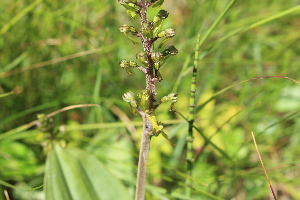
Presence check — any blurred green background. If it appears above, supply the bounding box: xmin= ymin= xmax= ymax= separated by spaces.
xmin=1 ymin=0 xmax=300 ymax=199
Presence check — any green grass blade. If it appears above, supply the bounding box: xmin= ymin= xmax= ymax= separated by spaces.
xmin=199 ymin=0 xmax=237 ymax=48
xmin=0 ymin=0 xmax=44 ymax=35
xmin=213 ymin=5 xmax=300 ymax=46
xmin=0 ymin=91 xmax=14 ymax=98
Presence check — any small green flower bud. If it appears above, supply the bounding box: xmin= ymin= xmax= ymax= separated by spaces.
xmin=161 ymin=48 xmax=170 ymax=56
xmin=157 ymin=28 xmax=175 ymax=38
xmin=118 ymin=1 xmax=139 ymax=19
xmin=119 ymin=24 xmax=137 ymax=35
xmin=152 ymin=0 xmax=165 ymax=9
xmin=157 ymin=10 xmax=169 ymax=19
xmin=37 ymin=113 xmax=55 ymax=133
xmin=119 ymin=24 xmax=130 ymax=33
xmin=122 ymin=91 xmax=138 ymax=115
xmin=119 ymin=59 xmax=129 ymax=68
xmin=167 ymin=45 xmax=178 ymax=55
xmin=151 ymin=52 xmax=163 ymax=70
xmin=119 ymin=60 xmax=138 ymax=75
xmin=119 ymin=59 xmax=132 ymax=75
xmin=122 ymin=91 xmax=135 ymax=103
xmin=129 ymin=26 xmax=138 ymax=35
xmin=160 ymin=93 xmax=178 ymax=103
xmin=122 ymin=91 xmax=138 ymax=108
xmin=118 ymin=0 xmax=137 ymax=3
xmin=153 ymin=10 xmax=168 ymax=23
xmin=137 ymin=90 xmax=150 ymax=111
xmin=146 ymin=112 xmax=164 ymax=135
xmin=151 ymin=52 xmax=162 ymax=62
xmin=136 ymin=51 xmax=148 ymax=65
xmin=141 ymin=23 xmax=152 ymax=38
xmin=129 ymin=61 xmax=137 ymax=67
xmin=167 ymin=93 xmax=178 ymax=103
xmin=161 ymin=46 xmax=178 ymax=56
xmin=119 ymin=24 xmax=139 ymax=45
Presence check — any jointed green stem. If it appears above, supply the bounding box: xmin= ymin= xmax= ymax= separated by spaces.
xmin=186 ymin=33 xmax=201 ymax=197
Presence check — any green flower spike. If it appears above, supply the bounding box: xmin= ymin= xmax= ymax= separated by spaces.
xmin=152 ymin=10 xmax=169 ymax=37
xmin=118 ymin=0 xmax=139 ymax=19
xmin=119 ymin=24 xmax=139 ymax=45
xmin=122 ymin=91 xmax=138 ymax=115
xmin=37 ymin=113 xmax=55 ymax=134
xmin=137 ymin=90 xmax=150 ymax=111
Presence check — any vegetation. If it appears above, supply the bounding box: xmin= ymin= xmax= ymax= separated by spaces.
xmin=1 ymin=0 xmax=300 ymax=199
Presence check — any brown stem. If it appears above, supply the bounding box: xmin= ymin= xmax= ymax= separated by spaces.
xmin=135 ymin=113 xmax=152 ymax=200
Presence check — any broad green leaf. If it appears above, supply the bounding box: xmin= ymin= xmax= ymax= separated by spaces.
xmin=0 ymin=141 xmax=38 ymax=179
xmin=44 ymin=143 xmax=131 ymax=200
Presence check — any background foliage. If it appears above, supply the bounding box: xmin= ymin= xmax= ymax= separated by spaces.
xmin=1 ymin=0 xmax=300 ymax=199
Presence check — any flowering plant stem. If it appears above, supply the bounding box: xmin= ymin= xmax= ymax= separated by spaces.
xmin=135 ymin=2 xmax=155 ymax=199
xmin=118 ymin=0 xmax=178 ymax=199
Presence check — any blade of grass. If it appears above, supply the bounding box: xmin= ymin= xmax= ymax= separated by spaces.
xmin=0 ymin=104 xmax=100 ymax=141
xmin=196 ymin=76 xmax=300 ymax=113
xmin=198 ymin=0 xmax=237 ymax=49
xmin=0 ymin=0 xmax=44 ymax=35
xmin=251 ymin=132 xmax=278 ymax=200
xmin=0 ymin=46 xmax=114 ymax=78
xmin=0 ymin=91 xmax=14 ymax=98
xmin=212 ymin=5 xmax=300 ymax=47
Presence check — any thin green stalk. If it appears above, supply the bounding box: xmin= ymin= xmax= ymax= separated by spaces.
xmin=186 ymin=33 xmax=201 ymax=196
xmin=185 ymin=1 xmax=237 ymax=196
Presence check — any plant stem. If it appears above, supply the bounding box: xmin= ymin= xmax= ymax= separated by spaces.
xmin=186 ymin=33 xmax=201 ymax=197
xmin=135 ymin=114 xmax=152 ymax=200
xmin=135 ymin=1 xmax=155 ymax=199
xmin=138 ymin=0 xmax=155 ymax=105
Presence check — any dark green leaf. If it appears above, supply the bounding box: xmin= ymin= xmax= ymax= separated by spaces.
xmin=152 ymin=0 xmax=164 ymax=9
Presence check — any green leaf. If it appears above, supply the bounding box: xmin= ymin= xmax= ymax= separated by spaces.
xmin=152 ymin=0 xmax=164 ymax=9
xmin=0 ymin=141 xmax=38 ymax=180
xmin=120 ymin=3 xmax=139 ymax=19
xmin=44 ymin=143 xmax=131 ymax=200
xmin=0 ymin=91 xmax=14 ymax=98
